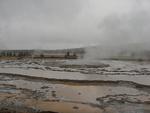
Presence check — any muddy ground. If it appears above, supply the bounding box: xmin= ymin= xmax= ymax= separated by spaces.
xmin=0 ymin=59 xmax=150 ymax=113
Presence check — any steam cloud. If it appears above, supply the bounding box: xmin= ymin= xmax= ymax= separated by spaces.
xmin=85 ymin=1 xmax=150 ymax=60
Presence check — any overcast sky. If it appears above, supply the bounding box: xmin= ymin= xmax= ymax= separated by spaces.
xmin=0 ymin=0 xmax=150 ymax=49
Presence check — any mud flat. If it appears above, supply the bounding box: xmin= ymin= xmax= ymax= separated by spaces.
xmin=0 ymin=59 xmax=150 ymax=113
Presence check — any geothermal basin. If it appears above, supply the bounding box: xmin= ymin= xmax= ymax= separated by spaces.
xmin=0 ymin=59 xmax=150 ymax=113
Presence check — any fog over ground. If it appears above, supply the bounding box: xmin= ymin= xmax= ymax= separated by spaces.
xmin=0 ymin=0 xmax=150 ymax=50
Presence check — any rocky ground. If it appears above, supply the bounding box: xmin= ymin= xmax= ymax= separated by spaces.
xmin=0 ymin=59 xmax=150 ymax=113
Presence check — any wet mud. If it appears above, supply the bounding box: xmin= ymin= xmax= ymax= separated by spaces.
xmin=0 ymin=59 xmax=150 ymax=113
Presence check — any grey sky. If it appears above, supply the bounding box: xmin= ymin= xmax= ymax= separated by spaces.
xmin=0 ymin=0 xmax=150 ymax=49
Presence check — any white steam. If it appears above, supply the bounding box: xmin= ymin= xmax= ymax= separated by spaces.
xmin=85 ymin=2 xmax=150 ymax=60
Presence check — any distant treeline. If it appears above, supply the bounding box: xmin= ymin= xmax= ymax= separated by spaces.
xmin=0 ymin=50 xmax=33 ymax=57
xmin=0 ymin=48 xmax=85 ymax=59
